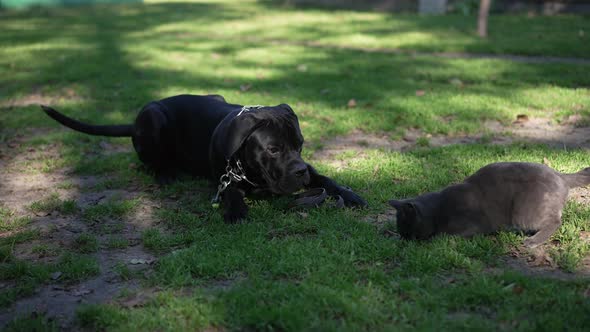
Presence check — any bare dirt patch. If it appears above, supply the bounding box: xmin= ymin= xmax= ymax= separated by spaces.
xmin=312 ymin=117 xmax=590 ymax=170
xmin=499 ymin=245 xmax=590 ymax=280
xmin=0 ymin=160 xmax=159 ymax=329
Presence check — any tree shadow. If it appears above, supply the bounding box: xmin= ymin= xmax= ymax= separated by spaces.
xmin=0 ymin=2 xmax=589 ymax=327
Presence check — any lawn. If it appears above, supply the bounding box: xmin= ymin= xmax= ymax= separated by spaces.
xmin=1 ymin=0 xmax=589 ymax=330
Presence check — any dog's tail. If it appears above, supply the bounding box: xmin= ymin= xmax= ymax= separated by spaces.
xmin=41 ymin=105 xmax=133 ymax=137
xmin=561 ymin=167 xmax=590 ymax=189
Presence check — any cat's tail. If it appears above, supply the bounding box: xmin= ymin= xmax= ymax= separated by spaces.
xmin=561 ymin=167 xmax=590 ymax=189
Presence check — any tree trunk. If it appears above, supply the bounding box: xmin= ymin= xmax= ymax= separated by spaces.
xmin=478 ymin=0 xmax=492 ymax=38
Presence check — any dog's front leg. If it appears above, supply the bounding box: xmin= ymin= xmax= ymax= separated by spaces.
xmin=222 ymin=186 xmax=248 ymax=223
xmin=306 ymin=164 xmax=368 ymax=208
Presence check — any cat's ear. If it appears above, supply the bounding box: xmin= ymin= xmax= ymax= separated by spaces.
xmin=388 ymin=199 xmax=403 ymax=210
xmin=402 ymin=202 xmax=417 ymax=216
xmin=389 ymin=200 xmax=417 ymax=219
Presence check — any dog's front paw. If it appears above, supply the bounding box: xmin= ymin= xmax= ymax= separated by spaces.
xmin=337 ymin=186 xmax=368 ymax=208
xmin=223 ymin=206 xmax=248 ymax=224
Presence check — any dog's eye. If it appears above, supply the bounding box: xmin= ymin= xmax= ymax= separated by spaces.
xmin=267 ymin=146 xmax=280 ymax=155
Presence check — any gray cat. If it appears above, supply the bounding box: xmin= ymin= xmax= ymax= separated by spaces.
xmin=389 ymin=162 xmax=590 ymax=247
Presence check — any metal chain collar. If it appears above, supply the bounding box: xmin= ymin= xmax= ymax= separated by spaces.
xmin=236 ymin=105 xmax=263 ymax=117
xmin=211 ymin=105 xmax=263 ymax=208
xmin=211 ymin=159 xmax=257 ymax=208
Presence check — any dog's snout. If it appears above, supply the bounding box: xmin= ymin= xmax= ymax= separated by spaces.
xmin=293 ymin=164 xmax=308 ymax=178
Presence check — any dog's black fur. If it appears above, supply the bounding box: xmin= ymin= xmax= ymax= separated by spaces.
xmin=389 ymin=162 xmax=590 ymax=247
xmin=42 ymin=94 xmax=367 ymax=222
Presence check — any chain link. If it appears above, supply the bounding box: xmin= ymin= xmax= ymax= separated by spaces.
xmin=211 ymin=159 xmax=257 ymax=208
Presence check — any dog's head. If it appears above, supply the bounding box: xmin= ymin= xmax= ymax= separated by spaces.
xmin=388 ymin=200 xmax=435 ymax=240
xmin=212 ymin=104 xmax=310 ymax=194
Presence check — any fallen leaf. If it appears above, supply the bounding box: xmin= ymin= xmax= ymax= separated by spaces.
xmin=34 ymin=303 xmax=48 ymax=315
xmin=99 ymin=141 xmax=112 ymax=150
xmin=564 ymin=114 xmax=582 ymax=125
xmin=449 ymin=78 xmax=464 ymax=87
xmin=444 ymin=277 xmax=457 ymax=284
xmin=512 ymin=285 xmax=524 ymax=295
xmin=297 ymin=64 xmax=308 ymax=72
xmin=372 ymin=164 xmax=380 ymax=176
xmin=130 ymin=258 xmax=155 ymax=265
xmin=376 ymin=214 xmax=392 ymax=224
xmin=72 ymin=288 xmax=93 ymax=296
xmin=347 ymin=99 xmax=357 ymax=108
xmin=514 ymin=114 xmax=529 ymax=124
xmin=296 ymin=211 xmax=308 ymax=219
xmin=240 ymin=83 xmax=252 ymax=92
xmin=211 ymin=52 xmax=221 ymax=60
xmin=120 ymin=294 xmax=149 ymax=308
xmin=415 ymin=90 xmax=426 ymax=97
xmin=51 ymin=271 xmax=63 ymax=280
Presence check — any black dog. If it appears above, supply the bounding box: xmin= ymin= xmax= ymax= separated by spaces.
xmin=42 ymin=94 xmax=367 ymax=222
xmin=389 ymin=162 xmax=590 ymax=247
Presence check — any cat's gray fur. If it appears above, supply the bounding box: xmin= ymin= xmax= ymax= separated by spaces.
xmin=389 ymin=162 xmax=590 ymax=247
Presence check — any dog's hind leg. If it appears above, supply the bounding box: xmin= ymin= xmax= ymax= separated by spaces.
xmin=132 ymin=104 xmax=175 ymax=184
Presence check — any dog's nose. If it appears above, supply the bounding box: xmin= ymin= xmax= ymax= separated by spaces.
xmin=293 ymin=164 xmax=308 ymax=178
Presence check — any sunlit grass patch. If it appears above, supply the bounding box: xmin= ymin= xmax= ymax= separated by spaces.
xmin=76 ymin=291 xmax=221 ymax=331
xmin=1 ymin=1 xmax=589 ymax=329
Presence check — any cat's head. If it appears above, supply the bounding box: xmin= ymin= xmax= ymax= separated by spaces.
xmin=388 ymin=200 xmax=435 ymax=240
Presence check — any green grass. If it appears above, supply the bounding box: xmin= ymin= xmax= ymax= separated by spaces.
xmin=72 ymin=233 xmax=99 ymax=253
xmin=0 ymin=250 xmax=99 ymax=307
xmin=106 ymin=236 xmax=129 ymax=249
xmin=0 ymin=0 xmax=589 ymax=330
xmin=28 ymin=193 xmax=78 ymax=215
xmin=3 ymin=314 xmax=58 ymax=332
xmin=82 ymin=197 xmax=140 ymax=222
xmin=77 ymin=292 xmax=221 ymax=331
xmin=0 ymin=205 xmax=31 ymax=232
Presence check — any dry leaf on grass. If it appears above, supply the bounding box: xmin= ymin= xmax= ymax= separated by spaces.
xmin=297 ymin=64 xmax=308 ymax=72
xmin=514 ymin=114 xmax=529 ymax=124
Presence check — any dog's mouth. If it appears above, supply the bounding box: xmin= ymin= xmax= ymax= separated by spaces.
xmin=263 ymin=176 xmax=308 ymax=195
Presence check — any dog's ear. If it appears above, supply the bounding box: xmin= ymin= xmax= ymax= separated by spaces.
xmin=277 ymin=103 xmax=304 ymax=144
xmin=220 ymin=105 xmax=303 ymax=160
xmin=222 ymin=112 xmax=267 ymax=160
xmin=278 ymin=103 xmax=294 ymax=114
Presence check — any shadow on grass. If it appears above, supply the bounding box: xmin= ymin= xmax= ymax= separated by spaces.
xmin=0 ymin=2 xmax=590 ymax=329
